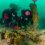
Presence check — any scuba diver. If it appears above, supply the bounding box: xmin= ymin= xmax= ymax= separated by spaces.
xmin=2 ymin=3 xmax=18 ymax=27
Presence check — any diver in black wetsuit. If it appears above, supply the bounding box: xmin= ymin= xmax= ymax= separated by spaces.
xmin=2 ymin=9 xmax=12 ymax=27
xmin=2 ymin=3 xmax=18 ymax=28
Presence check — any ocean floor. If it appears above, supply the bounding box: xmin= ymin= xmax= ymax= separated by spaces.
xmin=0 ymin=29 xmax=45 ymax=45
